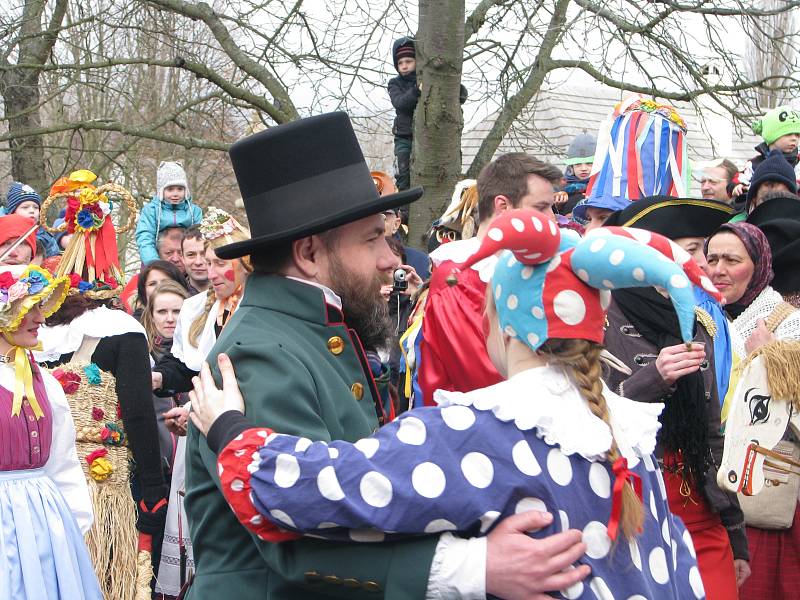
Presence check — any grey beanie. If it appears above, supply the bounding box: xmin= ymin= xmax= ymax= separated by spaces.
xmin=565 ymin=133 xmax=597 ymax=166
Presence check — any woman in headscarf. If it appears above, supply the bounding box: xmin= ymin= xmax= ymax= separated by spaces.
xmin=602 ymin=196 xmax=748 ymax=599
xmin=706 ymin=221 xmax=800 ymax=600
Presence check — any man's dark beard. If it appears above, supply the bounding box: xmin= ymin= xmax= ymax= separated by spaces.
xmin=329 ymin=254 xmax=392 ymax=351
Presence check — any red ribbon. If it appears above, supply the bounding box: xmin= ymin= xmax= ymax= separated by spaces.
xmin=607 ymin=457 xmax=643 ymax=541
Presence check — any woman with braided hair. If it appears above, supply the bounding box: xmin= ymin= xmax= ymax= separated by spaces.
xmin=149 ymin=207 xmax=250 ymax=597
xmin=188 ymin=210 xmax=710 ymax=599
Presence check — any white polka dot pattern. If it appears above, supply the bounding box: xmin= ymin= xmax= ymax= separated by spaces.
xmin=359 ymin=471 xmax=393 ymax=508
xmin=460 ymin=452 xmax=494 ymax=488
xmin=396 ymin=417 xmax=426 ymax=445
xmin=547 ymin=448 xmax=573 ymax=486
xmin=274 ymin=454 xmax=300 ymax=488
xmin=583 ymin=521 xmax=611 ymax=559
xmin=412 ymin=462 xmax=446 ymax=498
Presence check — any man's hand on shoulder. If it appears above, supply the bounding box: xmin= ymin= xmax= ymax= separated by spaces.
xmin=486 ymin=510 xmax=589 ymax=599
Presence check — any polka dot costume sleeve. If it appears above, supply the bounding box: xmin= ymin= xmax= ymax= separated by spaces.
xmin=220 ymin=405 xmax=551 ymax=543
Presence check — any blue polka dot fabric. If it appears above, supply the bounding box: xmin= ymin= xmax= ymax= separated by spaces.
xmin=238 ymin=367 xmax=704 ymax=599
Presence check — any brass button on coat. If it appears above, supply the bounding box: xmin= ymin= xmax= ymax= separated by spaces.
xmin=327 ymin=336 xmax=344 ymax=355
xmin=304 ymin=571 xmax=322 ymax=583
xmin=362 ymin=581 xmax=381 ymax=592
xmin=343 ymin=578 xmax=360 ymax=588
xmin=351 ymin=382 xmax=364 ymax=400
xmin=323 ymin=575 xmax=342 ymax=585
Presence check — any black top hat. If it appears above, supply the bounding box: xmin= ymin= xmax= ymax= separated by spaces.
xmin=603 ymin=195 xmax=736 ymax=240
xmin=747 ymin=195 xmax=800 ymax=294
xmin=216 ymin=112 xmax=423 ymax=259
xmin=746 ymin=194 xmax=800 ymax=227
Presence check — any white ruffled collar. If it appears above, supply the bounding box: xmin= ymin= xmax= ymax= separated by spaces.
xmin=433 ymin=365 xmax=663 ymax=465
xmin=429 ymin=237 xmax=497 ymax=283
xmin=34 ymin=306 xmax=145 ymax=363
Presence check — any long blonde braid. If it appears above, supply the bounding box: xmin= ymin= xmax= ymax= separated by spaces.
xmin=543 ymin=338 xmax=645 ymax=541
xmin=188 ymin=289 xmax=217 ymax=348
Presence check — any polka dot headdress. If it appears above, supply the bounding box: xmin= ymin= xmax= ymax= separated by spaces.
xmin=457 ymin=210 xmax=721 ymax=351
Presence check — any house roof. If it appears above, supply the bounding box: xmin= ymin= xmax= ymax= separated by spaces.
xmin=461 ymin=84 xmax=762 ymax=184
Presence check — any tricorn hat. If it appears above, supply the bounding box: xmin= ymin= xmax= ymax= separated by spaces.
xmin=603 ymin=196 xmax=736 ymax=240
xmin=217 ymin=112 xmax=423 ymax=259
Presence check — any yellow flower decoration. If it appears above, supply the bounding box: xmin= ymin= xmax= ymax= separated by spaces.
xmin=89 ymin=456 xmax=114 ymax=481
xmin=70 ymin=169 xmax=98 ymax=185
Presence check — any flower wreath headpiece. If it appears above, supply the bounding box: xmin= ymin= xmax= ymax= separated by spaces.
xmin=199 ymin=207 xmax=249 ymax=245
xmin=40 ymin=170 xmax=138 ymax=299
xmin=0 ymin=264 xmax=70 ymax=418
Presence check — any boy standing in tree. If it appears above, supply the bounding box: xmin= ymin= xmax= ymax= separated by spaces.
xmin=388 ymin=37 xmax=467 ymax=193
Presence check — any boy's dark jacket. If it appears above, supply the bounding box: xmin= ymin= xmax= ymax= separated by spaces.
xmin=388 ymin=37 xmax=468 ymax=138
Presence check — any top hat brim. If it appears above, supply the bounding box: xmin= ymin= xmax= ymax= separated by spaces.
xmin=215 ymin=186 xmax=422 ymax=260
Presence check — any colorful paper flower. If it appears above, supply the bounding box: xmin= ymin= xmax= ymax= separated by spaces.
xmin=52 ymin=368 xmax=81 ymax=394
xmin=76 ymin=209 xmax=95 ymax=229
xmin=0 ymin=272 xmax=16 ymax=289
xmin=100 ymin=422 xmax=125 ymax=446
xmin=21 ymin=271 xmax=46 ymax=295
xmin=68 ymin=273 xmax=82 ymax=288
xmin=89 ymin=456 xmax=113 ymax=481
xmin=91 ymin=407 xmax=105 ymax=421
xmin=7 ymin=281 xmax=28 ymax=303
xmin=78 ymin=281 xmax=95 ymax=293
xmin=85 ymin=447 xmax=108 ymax=465
xmin=83 ymin=363 xmax=102 ymax=385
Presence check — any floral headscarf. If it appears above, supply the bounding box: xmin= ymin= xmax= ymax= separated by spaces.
xmin=708 ymin=222 xmax=774 ymax=310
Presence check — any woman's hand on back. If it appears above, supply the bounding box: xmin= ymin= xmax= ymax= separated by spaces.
xmin=189 ymin=353 xmax=245 ymax=436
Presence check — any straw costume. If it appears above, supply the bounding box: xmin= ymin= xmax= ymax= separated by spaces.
xmin=573 ymin=96 xmax=690 ymax=224
xmin=200 ymin=210 xmax=718 ymax=599
xmin=35 ymin=170 xmax=165 ymax=600
xmin=0 ymin=264 xmax=101 ymax=599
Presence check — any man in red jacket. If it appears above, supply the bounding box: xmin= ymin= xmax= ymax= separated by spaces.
xmin=419 ymin=152 xmax=562 ymax=405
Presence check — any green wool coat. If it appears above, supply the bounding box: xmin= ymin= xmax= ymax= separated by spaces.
xmin=184 ymin=275 xmax=438 ymax=599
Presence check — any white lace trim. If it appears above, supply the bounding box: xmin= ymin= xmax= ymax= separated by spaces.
xmin=34 ymin=306 xmax=146 ymax=362
xmin=429 ymin=237 xmax=497 ymax=283
xmin=433 ymin=365 xmax=663 ymax=465
xmin=730 ymin=286 xmax=800 ymax=357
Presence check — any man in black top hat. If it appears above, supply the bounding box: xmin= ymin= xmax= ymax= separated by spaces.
xmin=183 ymin=112 xmax=589 ymax=600
xmin=748 ymin=193 xmax=800 ymax=304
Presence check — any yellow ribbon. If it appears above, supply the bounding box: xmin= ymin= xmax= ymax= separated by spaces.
xmin=10 ymin=345 xmax=44 ymax=419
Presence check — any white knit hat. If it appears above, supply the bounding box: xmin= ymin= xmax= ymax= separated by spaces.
xmin=156 ymin=161 xmax=190 ymax=201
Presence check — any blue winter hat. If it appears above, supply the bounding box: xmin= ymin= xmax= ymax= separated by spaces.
xmin=746 ymin=149 xmax=798 ymax=211
xmin=5 ymin=182 xmax=41 ymax=214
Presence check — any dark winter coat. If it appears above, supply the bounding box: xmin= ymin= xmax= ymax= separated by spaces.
xmin=603 ymin=301 xmax=749 ymax=561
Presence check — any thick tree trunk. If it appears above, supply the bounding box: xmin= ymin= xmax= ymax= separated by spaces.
xmin=2 ymin=70 xmax=48 ymax=193
xmin=409 ymin=0 xmax=465 ymax=248
xmin=0 ymin=0 xmax=69 ymax=194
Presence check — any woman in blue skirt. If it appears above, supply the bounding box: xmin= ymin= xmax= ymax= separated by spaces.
xmin=0 ymin=264 xmax=101 ymax=599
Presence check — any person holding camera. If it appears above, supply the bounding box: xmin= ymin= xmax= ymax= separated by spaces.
xmin=378 ymin=236 xmax=422 ymax=416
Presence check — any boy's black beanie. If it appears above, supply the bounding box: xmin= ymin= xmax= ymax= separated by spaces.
xmin=393 ymin=37 xmax=415 ymax=70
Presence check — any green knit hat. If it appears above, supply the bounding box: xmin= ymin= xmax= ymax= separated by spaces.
xmin=752 ymin=106 xmax=800 ymax=145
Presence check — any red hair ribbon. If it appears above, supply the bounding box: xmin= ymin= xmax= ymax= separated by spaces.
xmin=607 ymin=456 xmax=643 ymax=541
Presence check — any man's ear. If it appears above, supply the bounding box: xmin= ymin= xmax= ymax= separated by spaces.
xmin=290 ymin=235 xmax=324 ymax=280
xmin=493 ymin=195 xmax=510 ymax=215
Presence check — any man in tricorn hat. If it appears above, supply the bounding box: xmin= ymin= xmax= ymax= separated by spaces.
xmin=184 ymin=112 xmax=588 ymax=599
